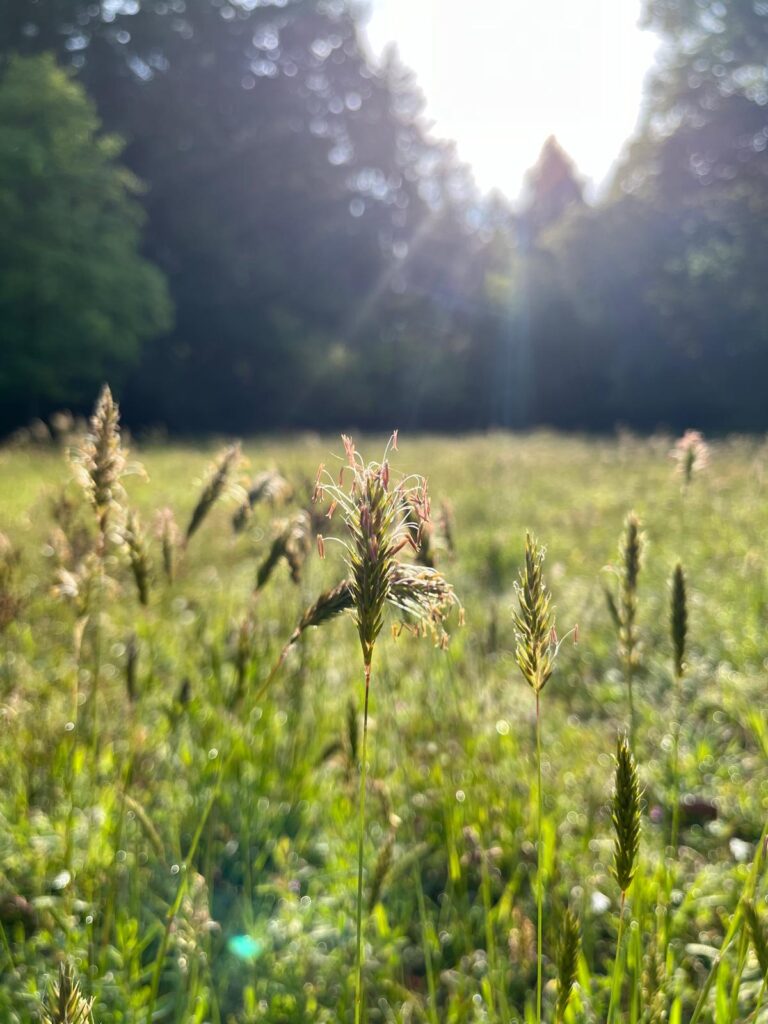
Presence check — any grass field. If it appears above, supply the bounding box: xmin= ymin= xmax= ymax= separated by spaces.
xmin=1 ymin=423 xmax=767 ymax=1023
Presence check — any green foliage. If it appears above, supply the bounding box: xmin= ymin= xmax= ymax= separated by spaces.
xmin=0 ymin=55 xmax=171 ymax=424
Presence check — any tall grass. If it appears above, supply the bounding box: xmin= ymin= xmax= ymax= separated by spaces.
xmin=0 ymin=412 xmax=766 ymax=1022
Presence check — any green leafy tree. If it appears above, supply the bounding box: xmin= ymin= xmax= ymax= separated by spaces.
xmin=0 ymin=54 xmax=171 ymax=428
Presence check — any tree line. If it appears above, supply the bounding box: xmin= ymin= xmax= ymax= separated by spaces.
xmin=1 ymin=0 xmax=766 ymax=434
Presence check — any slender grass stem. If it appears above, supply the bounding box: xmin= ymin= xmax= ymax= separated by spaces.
xmin=753 ymin=976 xmax=766 ymax=1022
xmin=480 ymin=856 xmax=498 ymax=1023
xmin=689 ymin=920 xmax=741 ymax=1024
xmin=627 ymin=668 xmax=635 ymax=752
xmin=90 ymin=558 xmax=105 ymax=763
xmin=670 ymin=718 xmax=681 ymax=851
xmin=414 ymin=861 xmax=439 ymax=1024
xmin=607 ymin=892 xmax=627 ymax=1024
xmin=0 ymin=919 xmax=16 ymax=975
xmin=728 ymin=923 xmax=750 ymax=1022
xmin=536 ymin=689 xmax=543 ymax=1024
xmin=354 ymin=662 xmax=371 ymax=1024
xmin=145 ymin=773 xmax=220 ymax=1024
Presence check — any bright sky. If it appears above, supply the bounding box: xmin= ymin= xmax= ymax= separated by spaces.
xmin=362 ymin=0 xmax=660 ymax=201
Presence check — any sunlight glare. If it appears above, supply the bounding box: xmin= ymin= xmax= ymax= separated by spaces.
xmin=364 ymin=0 xmax=660 ymax=200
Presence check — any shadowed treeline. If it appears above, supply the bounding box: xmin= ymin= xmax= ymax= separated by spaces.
xmin=1 ymin=0 xmax=767 ymax=434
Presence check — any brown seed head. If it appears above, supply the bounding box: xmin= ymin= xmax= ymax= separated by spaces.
xmin=512 ymin=533 xmax=556 ymax=693
xmin=124 ymin=509 xmax=151 ymax=606
xmin=671 ymin=562 xmax=687 ymax=679
xmin=74 ymin=384 xmax=127 ymax=538
xmin=185 ymin=444 xmax=241 ymax=543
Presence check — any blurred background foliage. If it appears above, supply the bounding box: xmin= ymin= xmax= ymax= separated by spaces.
xmin=0 ymin=0 xmax=767 ymax=434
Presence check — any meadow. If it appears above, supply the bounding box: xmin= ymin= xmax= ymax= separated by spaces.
xmin=1 ymin=404 xmax=767 ymax=1023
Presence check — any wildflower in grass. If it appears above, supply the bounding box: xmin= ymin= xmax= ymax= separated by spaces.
xmin=512 ymin=533 xmax=564 ymax=1024
xmin=555 ymin=908 xmax=580 ymax=1023
xmin=41 ymin=963 xmax=93 ymax=1024
xmin=185 ymin=443 xmax=241 ymax=543
xmin=671 ymin=429 xmax=709 ymax=486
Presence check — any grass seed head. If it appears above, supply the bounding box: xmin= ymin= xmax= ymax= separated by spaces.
xmin=512 ymin=533 xmax=556 ymax=693
xmin=671 ymin=429 xmax=709 ymax=485
xmin=316 ymin=434 xmax=459 ymax=668
xmin=73 ymin=384 xmax=127 ymax=538
xmin=555 ymin=907 xmax=580 ymax=1022
xmin=255 ymin=511 xmax=312 ymax=591
xmin=671 ymin=562 xmax=687 ymax=679
xmin=155 ymin=507 xmax=180 ymax=583
xmin=368 ymin=829 xmax=396 ymax=912
xmin=124 ymin=509 xmax=151 ymax=606
xmin=288 ymin=579 xmax=355 ymax=647
xmin=185 ymin=443 xmax=241 ymax=543
xmin=615 ymin=512 xmax=644 ymax=669
xmin=232 ymin=469 xmax=293 ymax=531
xmin=612 ymin=733 xmax=641 ymax=895
xmin=41 ymin=962 xmax=93 ymax=1024
xmin=126 ymin=631 xmax=139 ymax=703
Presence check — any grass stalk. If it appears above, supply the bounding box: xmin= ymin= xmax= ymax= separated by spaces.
xmin=607 ymin=892 xmax=627 ymax=1024
xmin=354 ymin=661 xmax=371 ymax=1024
xmin=536 ymin=689 xmax=543 ymax=1024
xmin=669 ymin=722 xmax=681 ymax=852
xmin=414 ymin=862 xmax=439 ymax=1024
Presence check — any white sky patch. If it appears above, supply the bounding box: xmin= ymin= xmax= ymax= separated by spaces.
xmin=362 ymin=0 xmax=661 ymax=201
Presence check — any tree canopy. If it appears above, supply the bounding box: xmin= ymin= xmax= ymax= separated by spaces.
xmin=0 ymin=0 xmax=767 ymax=433
xmin=0 ymin=53 xmax=171 ymax=429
